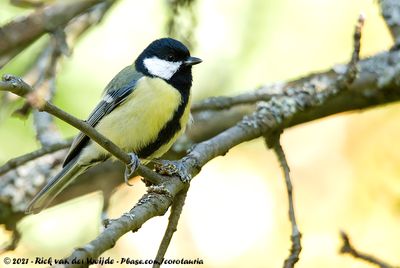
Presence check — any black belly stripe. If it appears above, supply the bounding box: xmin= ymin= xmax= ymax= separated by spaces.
xmin=135 ymin=64 xmax=193 ymax=159
xmin=137 ymin=91 xmax=189 ymax=159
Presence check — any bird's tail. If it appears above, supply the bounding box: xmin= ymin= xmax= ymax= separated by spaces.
xmin=26 ymin=157 xmax=87 ymax=214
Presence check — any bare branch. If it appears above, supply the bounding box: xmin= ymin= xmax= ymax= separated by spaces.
xmin=0 ymin=139 xmax=71 ymax=176
xmin=0 ymin=228 xmax=21 ymax=253
xmin=0 ymin=74 xmax=128 ymax=163
xmin=30 ymin=35 xmax=64 ymax=146
xmin=165 ymin=0 xmax=197 ymax=50
xmin=339 ymin=13 xmax=365 ymax=87
xmin=2 ymin=45 xmax=400 ymax=215
xmin=350 ymin=14 xmax=364 ymax=67
xmin=266 ymin=134 xmax=301 ymax=268
xmin=10 ymin=0 xmax=46 ymax=8
xmin=191 ymin=84 xmax=284 ymax=112
xmin=192 ymin=15 xmax=364 ymax=114
xmin=153 ymin=185 xmax=189 ymax=268
xmin=61 ymin=42 xmax=400 ymax=261
xmin=380 ymin=0 xmax=400 ymax=44
xmin=62 ymin=180 xmax=183 ymax=268
xmin=339 ymin=231 xmax=399 ymax=268
xmin=0 ymin=0 xmax=106 ymax=67
xmin=2 ymin=16 xmax=400 ymax=261
xmin=0 ymin=74 xmax=163 ymax=185
xmin=24 ymin=1 xmax=116 ymax=146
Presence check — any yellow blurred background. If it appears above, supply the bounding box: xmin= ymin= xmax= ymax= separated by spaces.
xmin=1 ymin=0 xmax=400 ymax=267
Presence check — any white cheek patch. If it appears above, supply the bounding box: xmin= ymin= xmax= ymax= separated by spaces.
xmin=143 ymin=57 xmax=182 ymax=80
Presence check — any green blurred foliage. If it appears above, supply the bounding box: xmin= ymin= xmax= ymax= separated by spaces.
xmin=1 ymin=0 xmax=399 ymax=267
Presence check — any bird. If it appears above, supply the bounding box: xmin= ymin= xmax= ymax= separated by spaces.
xmin=26 ymin=38 xmax=202 ymax=214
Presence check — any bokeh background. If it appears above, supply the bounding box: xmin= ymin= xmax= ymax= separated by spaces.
xmin=1 ymin=0 xmax=400 ymax=267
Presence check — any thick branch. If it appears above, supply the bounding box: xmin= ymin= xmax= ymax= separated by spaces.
xmin=58 ymin=48 xmax=400 ymax=264
xmin=1 ymin=27 xmax=400 ymax=263
xmin=380 ymin=0 xmax=400 ymax=44
xmin=191 ymin=15 xmax=364 ymax=114
xmin=2 ymin=48 xmax=400 ymax=211
xmin=0 ymin=0 xmax=106 ymax=67
xmin=63 ymin=180 xmax=184 ymax=268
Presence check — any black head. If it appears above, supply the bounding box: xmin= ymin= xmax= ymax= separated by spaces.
xmin=135 ymin=38 xmax=201 ymax=92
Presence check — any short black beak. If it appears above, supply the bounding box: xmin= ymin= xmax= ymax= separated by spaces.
xmin=183 ymin=56 xmax=202 ymax=66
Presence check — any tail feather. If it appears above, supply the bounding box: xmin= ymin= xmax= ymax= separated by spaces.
xmin=26 ymin=157 xmax=86 ymax=214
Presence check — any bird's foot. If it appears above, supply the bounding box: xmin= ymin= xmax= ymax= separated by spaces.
xmin=153 ymin=159 xmax=191 ymax=182
xmin=124 ymin=153 xmax=140 ymax=186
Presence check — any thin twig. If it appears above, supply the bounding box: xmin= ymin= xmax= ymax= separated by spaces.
xmin=0 ymin=74 xmax=163 ymax=185
xmin=337 ymin=13 xmax=365 ymax=89
xmin=153 ymin=185 xmax=189 ymax=268
xmin=339 ymin=231 xmax=399 ymax=268
xmin=267 ymin=134 xmax=301 ymax=268
xmin=0 ymin=227 xmax=21 ymax=255
xmin=0 ymin=139 xmax=71 ymax=176
xmin=0 ymin=229 xmax=21 ymax=253
xmin=191 ymin=84 xmax=284 ymax=112
xmin=30 ymin=35 xmax=63 ymax=146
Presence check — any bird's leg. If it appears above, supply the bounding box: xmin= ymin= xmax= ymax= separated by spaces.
xmin=153 ymin=159 xmax=191 ymax=182
xmin=124 ymin=153 xmax=140 ymax=186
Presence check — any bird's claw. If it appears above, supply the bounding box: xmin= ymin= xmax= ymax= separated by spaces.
xmin=153 ymin=159 xmax=191 ymax=182
xmin=124 ymin=153 xmax=140 ymax=186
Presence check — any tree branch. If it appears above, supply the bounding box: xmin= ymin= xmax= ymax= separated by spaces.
xmin=63 ymin=180 xmax=184 ymax=268
xmin=55 ymin=42 xmax=400 ymax=264
xmin=380 ymin=0 xmax=400 ymax=45
xmin=0 ymin=228 xmax=20 ymax=253
xmin=2 ymin=40 xmax=400 ymax=237
xmin=34 ymin=1 xmax=115 ymax=146
xmin=0 ymin=0 xmax=107 ymax=67
xmin=10 ymin=0 xmax=46 ymax=9
xmin=191 ymin=14 xmax=364 ymax=114
xmin=29 ymin=32 xmax=65 ymax=146
xmin=266 ymin=134 xmax=301 ymax=268
xmin=1 ymin=10 xmax=400 ymax=262
xmin=153 ymin=185 xmax=189 ymax=268
xmin=0 ymin=74 xmax=163 ymax=185
xmin=166 ymin=0 xmax=198 ymax=50
xmin=12 ymin=1 xmax=116 ymax=146
xmin=0 ymin=139 xmax=71 ymax=176
xmin=190 ymin=84 xmax=282 ymax=112
xmin=339 ymin=231 xmax=399 ymax=268
xmin=337 ymin=13 xmax=364 ymax=88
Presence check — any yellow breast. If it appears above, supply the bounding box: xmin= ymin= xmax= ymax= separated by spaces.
xmin=80 ymin=76 xmax=191 ymax=162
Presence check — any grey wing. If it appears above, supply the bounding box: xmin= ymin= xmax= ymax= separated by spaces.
xmin=63 ymin=70 xmax=142 ymax=167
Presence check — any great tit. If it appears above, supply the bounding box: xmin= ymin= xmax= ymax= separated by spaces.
xmin=26 ymin=38 xmax=202 ymax=214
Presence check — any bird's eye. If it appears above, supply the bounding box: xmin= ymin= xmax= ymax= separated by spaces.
xmin=167 ymin=54 xmax=175 ymax=61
